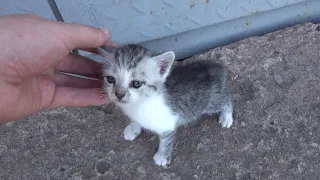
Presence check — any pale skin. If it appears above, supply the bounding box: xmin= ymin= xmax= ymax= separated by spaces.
xmin=0 ymin=14 xmax=117 ymax=122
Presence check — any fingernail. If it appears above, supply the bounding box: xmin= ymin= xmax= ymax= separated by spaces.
xmin=101 ymin=28 xmax=110 ymax=35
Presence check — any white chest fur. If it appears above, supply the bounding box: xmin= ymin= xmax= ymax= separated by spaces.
xmin=121 ymin=94 xmax=178 ymax=135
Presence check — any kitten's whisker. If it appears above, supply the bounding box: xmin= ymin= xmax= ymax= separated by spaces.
xmin=98 ymin=91 xmax=108 ymax=98
xmin=97 ymin=88 xmax=105 ymax=92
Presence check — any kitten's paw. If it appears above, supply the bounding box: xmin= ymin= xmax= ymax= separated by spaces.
xmin=219 ymin=112 xmax=233 ymax=128
xmin=153 ymin=153 xmax=170 ymax=167
xmin=123 ymin=123 xmax=141 ymax=141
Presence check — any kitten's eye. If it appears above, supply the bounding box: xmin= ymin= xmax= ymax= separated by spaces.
xmin=106 ymin=76 xmax=116 ymax=84
xmin=132 ymin=80 xmax=142 ymax=89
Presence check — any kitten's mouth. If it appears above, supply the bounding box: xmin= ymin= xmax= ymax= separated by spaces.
xmin=116 ymin=99 xmax=127 ymax=104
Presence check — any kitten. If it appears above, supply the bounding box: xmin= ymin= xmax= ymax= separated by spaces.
xmin=99 ymin=44 xmax=233 ymax=167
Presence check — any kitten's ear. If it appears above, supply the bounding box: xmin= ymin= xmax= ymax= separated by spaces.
xmin=98 ymin=46 xmax=116 ymax=59
xmin=152 ymin=51 xmax=175 ymax=79
xmin=97 ymin=45 xmax=117 ymax=66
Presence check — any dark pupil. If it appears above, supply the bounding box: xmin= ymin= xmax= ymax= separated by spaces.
xmin=107 ymin=76 xmax=115 ymax=83
xmin=132 ymin=81 xmax=142 ymax=88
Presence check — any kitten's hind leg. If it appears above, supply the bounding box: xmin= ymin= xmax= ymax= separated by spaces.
xmin=219 ymin=101 xmax=233 ymax=128
xmin=153 ymin=131 xmax=175 ymax=167
xmin=123 ymin=121 xmax=141 ymax=141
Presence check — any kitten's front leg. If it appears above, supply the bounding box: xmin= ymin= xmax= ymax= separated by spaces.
xmin=219 ymin=101 xmax=233 ymax=128
xmin=153 ymin=131 xmax=175 ymax=167
xmin=123 ymin=121 xmax=141 ymax=141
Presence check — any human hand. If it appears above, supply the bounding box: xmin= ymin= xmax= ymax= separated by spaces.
xmin=0 ymin=14 xmax=116 ymax=122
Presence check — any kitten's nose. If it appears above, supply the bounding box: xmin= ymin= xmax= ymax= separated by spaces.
xmin=115 ymin=91 xmax=125 ymax=99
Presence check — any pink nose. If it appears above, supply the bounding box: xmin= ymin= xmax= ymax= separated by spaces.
xmin=115 ymin=91 xmax=125 ymax=99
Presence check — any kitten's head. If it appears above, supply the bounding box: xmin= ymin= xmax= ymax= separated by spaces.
xmin=99 ymin=44 xmax=175 ymax=106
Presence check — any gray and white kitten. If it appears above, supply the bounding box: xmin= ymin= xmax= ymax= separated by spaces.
xmin=99 ymin=44 xmax=233 ymax=167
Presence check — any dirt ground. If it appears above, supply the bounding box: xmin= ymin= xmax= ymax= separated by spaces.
xmin=1 ymin=23 xmax=320 ymax=180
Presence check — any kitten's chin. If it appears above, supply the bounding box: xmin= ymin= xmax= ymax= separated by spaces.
xmin=114 ymin=99 xmax=130 ymax=106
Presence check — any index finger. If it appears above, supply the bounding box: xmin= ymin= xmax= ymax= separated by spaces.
xmin=50 ymin=87 xmax=108 ymax=108
xmin=59 ymin=22 xmax=112 ymax=50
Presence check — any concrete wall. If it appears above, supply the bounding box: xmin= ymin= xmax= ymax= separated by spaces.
xmin=0 ymin=0 xmax=56 ymax=20
xmin=1 ymin=0 xmax=320 ymax=59
xmin=55 ymin=0 xmax=306 ymax=44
